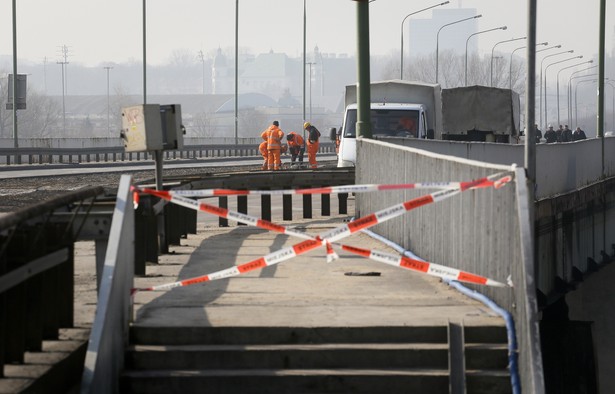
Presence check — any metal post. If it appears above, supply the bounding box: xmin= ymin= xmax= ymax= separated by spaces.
xmin=540 ymin=49 xmax=572 ymax=127
xmin=556 ymin=61 xmax=592 ymax=126
xmin=356 ymin=0 xmax=372 ymax=139
xmin=303 ymin=0 xmax=307 ymax=142
xmin=465 ymin=26 xmax=507 ymax=87
xmin=306 ymin=62 xmax=315 ymax=121
xmin=103 ymin=66 xmax=112 ymax=134
xmin=11 ymin=0 xmax=18 ymax=153
xmin=490 ymin=36 xmax=526 ymax=87
xmin=545 ymin=56 xmax=582 ymax=129
xmin=234 ymin=0 xmax=239 ymax=146
xmin=400 ymin=1 xmax=450 ymax=80
xmin=436 ymin=14 xmax=481 ymax=84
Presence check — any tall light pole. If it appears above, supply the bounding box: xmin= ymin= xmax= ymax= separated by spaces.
xmin=571 ymin=74 xmax=597 ymax=126
xmin=11 ymin=0 xmax=18 ymax=152
xmin=465 ymin=25 xmax=507 ymax=86
xmin=568 ymin=66 xmax=597 ymax=124
xmin=545 ymin=55 xmax=583 ymax=127
xmin=234 ymin=0 xmax=239 ymax=146
xmin=306 ymin=62 xmax=316 ymax=121
xmin=57 ymin=50 xmax=69 ymax=135
xmin=575 ymin=78 xmax=597 ymax=128
xmin=539 ymin=49 xmax=572 ymax=127
xmin=197 ymin=50 xmax=205 ymax=95
xmin=490 ymin=36 xmax=526 ymax=87
xmin=435 ymin=14 xmax=482 ymax=84
xmin=302 ymin=0 xmax=306 ymax=141
xmin=400 ymin=1 xmax=449 ymax=80
xmin=556 ymin=60 xmax=592 ymax=125
xmin=103 ymin=66 xmax=113 ymax=134
xmin=509 ymin=42 xmax=547 ymax=90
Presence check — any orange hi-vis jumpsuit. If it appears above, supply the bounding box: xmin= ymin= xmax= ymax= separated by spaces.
xmin=286 ymin=132 xmax=305 ymax=163
xmin=258 ymin=141 xmax=268 ymax=170
xmin=305 ymin=125 xmax=320 ymax=169
xmin=261 ymin=125 xmax=284 ymax=170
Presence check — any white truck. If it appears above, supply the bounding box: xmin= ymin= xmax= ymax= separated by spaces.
xmin=336 ymin=80 xmax=442 ymax=167
xmin=441 ymin=85 xmax=520 ymax=143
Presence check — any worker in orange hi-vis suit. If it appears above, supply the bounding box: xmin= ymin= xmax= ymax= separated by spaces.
xmin=286 ymin=131 xmax=305 ymax=165
xmin=260 ymin=120 xmax=284 ymax=170
xmin=258 ymin=141 xmax=268 ymax=170
xmin=304 ymin=122 xmax=321 ymax=169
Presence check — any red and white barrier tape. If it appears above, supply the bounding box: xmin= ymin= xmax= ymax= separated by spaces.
xmin=340 ymin=244 xmax=506 ymax=287
xmin=132 ymin=172 xmax=512 ymax=292
xmin=162 ymin=176 xmax=512 ymax=198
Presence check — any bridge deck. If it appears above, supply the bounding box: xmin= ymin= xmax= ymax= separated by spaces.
xmin=131 ymin=196 xmax=504 ymax=329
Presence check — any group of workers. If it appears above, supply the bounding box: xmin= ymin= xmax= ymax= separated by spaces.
xmin=259 ymin=120 xmax=320 ymax=170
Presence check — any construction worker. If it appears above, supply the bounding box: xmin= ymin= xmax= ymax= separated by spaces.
xmin=258 ymin=140 xmax=268 ymax=170
xmin=286 ymin=131 xmax=305 ymax=166
xmin=304 ymin=122 xmax=321 ymax=169
xmin=261 ymin=120 xmax=284 ymax=170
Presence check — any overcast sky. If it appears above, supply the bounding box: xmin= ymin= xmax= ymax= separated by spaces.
xmin=0 ymin=0 xmax=612 ymax=68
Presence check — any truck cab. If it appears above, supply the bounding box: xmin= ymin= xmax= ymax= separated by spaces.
xmin=337 ymin=103 xmax=429 ymax=167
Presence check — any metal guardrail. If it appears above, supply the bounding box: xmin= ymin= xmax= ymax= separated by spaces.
xmin=81 ymin=175 xmax=135 ymax=394
xmin=0 ymin=186 xmax=106 ymax=389
xmin=0 ymin=143 xmax=337 ymax=165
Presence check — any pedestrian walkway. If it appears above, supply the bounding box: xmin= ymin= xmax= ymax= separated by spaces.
xmin=132 ymin=203 xmax=504 ymax=329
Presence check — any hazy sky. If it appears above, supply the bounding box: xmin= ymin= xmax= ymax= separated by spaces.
xmin=0 ymin=0 xmax=612 ymax=68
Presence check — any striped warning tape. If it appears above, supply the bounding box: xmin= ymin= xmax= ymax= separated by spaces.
xmin=340 ymin=244 xmax=507 ymax=287
xmin=132 ymin=172 xmax=512 ymax=292
xmin=160 ymin=175 xmax=512 ymax=197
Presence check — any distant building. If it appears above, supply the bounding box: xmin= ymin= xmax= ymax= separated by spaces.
xmin=210 ymin=47 xmax=356 ymax=114
xmin=408 ymin=8 xmax=479 ymax=58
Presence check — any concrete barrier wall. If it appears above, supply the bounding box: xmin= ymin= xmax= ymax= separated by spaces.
xmin=383 ymin=137 xmax=615 ymax=199
xmin=356 ymin=138 xmax=544 ymax=394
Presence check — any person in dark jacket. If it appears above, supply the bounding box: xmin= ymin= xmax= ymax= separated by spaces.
xmin=534 ymin=124 xmax=542 ymax=143
xmin=561 ymin=125 xmax=573 ymax=142
xmin=572 ymin=127 xmax=587 ymax=141
xmin=544 ymin=125 xmax=558 ymax=143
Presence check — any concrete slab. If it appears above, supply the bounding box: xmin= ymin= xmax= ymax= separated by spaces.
xmin=132 ymin=197 xmax=504 ymax=329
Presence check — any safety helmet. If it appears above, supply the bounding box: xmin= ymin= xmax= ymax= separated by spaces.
xmin=303 ymin=122 xmax=311 ymax=129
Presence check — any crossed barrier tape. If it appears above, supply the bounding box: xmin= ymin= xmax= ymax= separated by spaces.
xmin=160 ymin=177 xmax=511 ymax=198
xmin=132 ymin=172 xmax=513 ymax=293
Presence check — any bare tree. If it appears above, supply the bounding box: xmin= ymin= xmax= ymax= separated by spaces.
xmin=19 ymin=89 xmax=62 ymax=137
xmin=190 ymin=110 xmax=217 ymax=138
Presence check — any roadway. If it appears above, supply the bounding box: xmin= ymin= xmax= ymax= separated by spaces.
xmin=0 ymin=154 xmax=339 ymax=179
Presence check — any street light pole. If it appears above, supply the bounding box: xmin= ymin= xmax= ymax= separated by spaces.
xmin=306 ymin=62 xmax=316 ymax=121
xmin=197 ymin=50 xmax=205 ymax=95
xmin=509 ymin=41 xmax=547 ymax=90
xmin=400 ymin=1 xmax=449 ymax=80
xmin=490 ymin=36 xmax=526 ymax=87
xmin=539 ymin=49 xmax=572 ymax=127
xmin=545 ymin=55 xmax=583 ymax=127
xmin=465 ymin=25 xmax=507 ymax=86
xmin=436 ymin=14 xmax=482 ymax=84
xmin=568 ymin=67 xmax=597 ymax=125
xmin=556 ymin=60 xmax=592 ymax=126
xmin=575 ymin=78 xmax=597 ymax=128
xmin=103 ymin=66 xmax=113 ymax=134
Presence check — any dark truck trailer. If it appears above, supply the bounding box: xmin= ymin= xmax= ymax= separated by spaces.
xmin=441 ymin=85 xmax=520 ymax=143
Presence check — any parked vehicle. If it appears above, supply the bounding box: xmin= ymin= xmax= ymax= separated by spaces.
xmin=337 ymin=80 xmax=442 ymax=167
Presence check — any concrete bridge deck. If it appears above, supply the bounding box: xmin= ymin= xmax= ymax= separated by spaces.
xmin=131 ymin=202 xmax=504 ymax=330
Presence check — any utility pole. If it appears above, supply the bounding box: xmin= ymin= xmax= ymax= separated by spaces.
xmin=197 ymin=50 xmax=206 ymax=95
xmin=57 ymin=44 xmax=69 ymax=135
xmin=306 ymin=62 xmax=316 ymax=121
xmin=103 ymin=66 xmax=113 ymax=134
